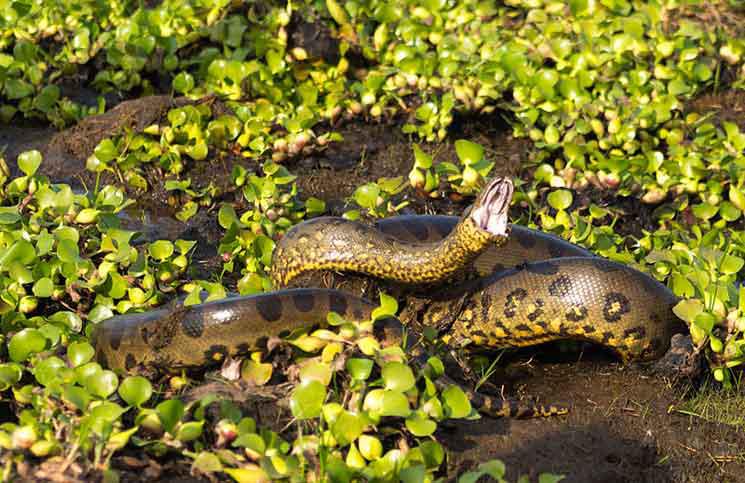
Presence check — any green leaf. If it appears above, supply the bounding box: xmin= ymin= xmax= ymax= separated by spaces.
xmin=720 ymin=255 xmax=744 ymax=275
xmin=442 ymin=385 xmax=472 ymax=418
xmin=18 ymin=150 xmax=42 ymax=176
xmin=0 ymin=363 xmax=23 ymax=391
xmin=67 ymin=342 xmax=95 ymax=368
xmin=0 ymin=240 xmax=35 ymax=269
xmin=372 ymin=293 xmax=398 ymax=320
xmin=157 ymin=399 xmax=185 ymax=434
xmin=57 ymin=239 xmax=80 ymax=263
xmin=382 ymin=362 xmax=416 ymax=392
xmin=547 ymin=189 xmax=573 ymax=211
xmin=9 ymin=329 xmax=47 ymax=362
xmin=353 ymin=183 xmax=380 ymax=209
xmin=94 ymin=139 xmax=118 ymax=164
xmin=454 ymin=140 xmax=484 ymax=165
xmin=290 ymin=380 xmax=326 ymax=420
xmin=32 ymin=277 xmax=54 ymax=297
xmin=176 ymin=420 xmax=204 ymax=442
xmin=148 ymin=240 xmax=174 ymax=260
xmin=119 ymin=376 xmax=153 ymax=407
xmin=85 ymin=370 xmax=119 ymax=398
xmin=346 ymin=358 xmax=374 ymax=381
xmin=331 ymin=410 xmax=365 ymax=446
xmin=673 ymin=299 xmax=703 ymax=323
xmin=405 ymin=413 xmax=436 ymax=436
xmin=173 ymin=72 xmax=195 ymax=93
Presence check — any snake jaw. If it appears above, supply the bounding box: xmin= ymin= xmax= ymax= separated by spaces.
xmin=470 ymin=176 xmax=514 ymax=236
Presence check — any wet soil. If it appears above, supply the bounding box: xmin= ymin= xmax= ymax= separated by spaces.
xmin=3 ymin=91 xmax=745 ymax=482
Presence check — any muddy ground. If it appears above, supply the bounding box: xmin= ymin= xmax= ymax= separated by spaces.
xmin=3 ymin=93 xmax=745 ymax=483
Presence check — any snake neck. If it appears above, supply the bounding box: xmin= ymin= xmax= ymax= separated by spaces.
xmin=395 ymin=217 xmax=505 ymax=283
xmin=272 ymin=216 xmax=506 ymax=287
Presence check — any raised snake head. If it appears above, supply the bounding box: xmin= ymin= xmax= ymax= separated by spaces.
xmin=469 ymin=176 xmax=514 ymax=237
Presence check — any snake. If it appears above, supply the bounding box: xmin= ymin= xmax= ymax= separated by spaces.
xmin=93 ymin=176 xmax=681 ymax=414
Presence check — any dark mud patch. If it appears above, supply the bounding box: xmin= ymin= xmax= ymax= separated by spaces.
xmin=443 ymin=360 xmax=745 ymax=482
xmin=293 ymin=112 xmax=532 ymax=216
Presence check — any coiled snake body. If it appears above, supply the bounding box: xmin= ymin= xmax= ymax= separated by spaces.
xmin=94 ymin=176 xmax=679 ymax=376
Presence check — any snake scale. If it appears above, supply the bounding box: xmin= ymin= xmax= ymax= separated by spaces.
xmin=93 ymin=176 xmax=681 ymax=416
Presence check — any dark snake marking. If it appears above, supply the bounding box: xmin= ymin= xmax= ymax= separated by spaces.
xmin=504 ymin=288 xmax=528 ymax=318
xmin=603 ymin=292 xmax=631 ymax=322
xmin=548 ymin=275 xmax=572 ymax=297
xmin=480 ymin=292 xmax=492 ymax=322
xmin=547 ymin=241 xmax=565 ymax=258
xmin=582 ymin=324 xmax=596 ymax=334
xmin=108 ymin=327 xmax=123 ymax=350
xmin=515 ymin=323 xmax=532 ymax=332
xmin=256 ymin=295 xmax=283 ymax=321
xmin=433 ymin=221 xmax=453 ymax=238
xmin=404 ymin=222 xmax=430 ymax=241
xmin=235 ymin=343 xmax=251 ymax=354
xmin=125 ymin=353 xmax=137 ymax=371
xmin=353 ymin=307 xmax=364 ymax=320
xmin=527 ymin=299 xmax=545 ymax=322
xmin=525 ymin=261 xmax=560 ymax=276
xmin=565 ymin=305 xmax=589 ymax=322
xmin=601 ymin=331 xmax=614 ymax=343
xmin=181 ymin=312 xmax=205 ymax=338
xmin=329 ymin=292 xmax=348 ymax=315
xmin=292 ymin=292 xmax=316 ymax=313
xmin=97 ymin=350 xmax=109 ymax=369
xmin=514 ymin=230 xmax=537 ymax=248
xmin=592 ymin=258 xmax=623 ymax=273
xmin=623 ymin=326 xmax=646 ymax=339
xmin=492 ymin=263 xmax=506 ymax=272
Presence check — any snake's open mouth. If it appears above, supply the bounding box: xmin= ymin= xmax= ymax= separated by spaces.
xmin=470 ymin=176 xmax=513 ymax=236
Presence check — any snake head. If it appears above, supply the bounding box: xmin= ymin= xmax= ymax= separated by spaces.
xmin=469 ymin=176 xmax=513 ymax=236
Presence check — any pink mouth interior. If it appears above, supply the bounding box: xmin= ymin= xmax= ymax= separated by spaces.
xmin=470 ymin=177 xmax=513 ymax=236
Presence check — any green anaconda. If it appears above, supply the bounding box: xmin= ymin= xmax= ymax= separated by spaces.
xmin=93 ymin=175 xmax=680 ymax=416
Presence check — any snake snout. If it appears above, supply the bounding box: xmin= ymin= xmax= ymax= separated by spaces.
xmin=471 ymin=176 xmax=514 ymax=236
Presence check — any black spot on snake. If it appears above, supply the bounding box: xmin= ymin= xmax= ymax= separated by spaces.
xmin=256 ymin=295 xmax=283 ymax=321
xmin=125 ymin=353 xmax=137 ymax=371
xmin=592 ymin=258 xmax=622 ymax=273
xmin=582 ymin=324 xmax=596 ymax=334
xmin=292 ymin=293 xmax=315 ymax=312
xmin=433 ymin=221 xmax=453 ymax=238
xmin=181 ymin=312 xmax=205 ymax=338
xmin=536 ymin=321 xmax=549 ymax=330
xmin=602 ymin=292 xmax=631 ymax=322
xmin=601 ymin=331 xmax=614 ymax=344
xmin=565 ymin=305 xmax=589 ymax=322
xmin=480 ymin=292 xmax=492 ymax=322
xmin=504 ymin=288 xmax=528 ymax=318
xmin=548 ymin=275 xmax=572 ymax=297
xmin=96 ymin=349 xmax=109 ymax=369
xmin=404 ymin=222 xmax=429 ymax=241
xmin=527 ymin=299 xmax=545 ymax=321
xmin=515 ymin=324 xmax=532 ymax=332
xmin=514 ymin=229 xmax=537 ymax=248
xmin=353 ymin=307 xmax=364 ymax=320
xmin=623 ymin=326 xmax=646 ymax=339
xmin=329 ymin=292 xmax=348 ymax=316
xmin=547 ymin=241 xmax=566 ymax=258
xmin=108 ymin=327 xmax=123 ymax=350
xmin=526 ymin=261 xmax=560 ymax=276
